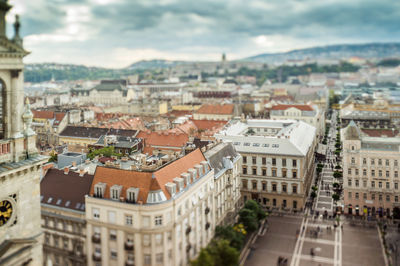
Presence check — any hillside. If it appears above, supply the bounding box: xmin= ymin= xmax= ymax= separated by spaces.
xmin=245 ymin=43 xmax=400 ymax=63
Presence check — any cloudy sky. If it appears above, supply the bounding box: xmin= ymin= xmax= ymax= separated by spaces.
xmin=7 ymin=0 xmax=400 ymax=68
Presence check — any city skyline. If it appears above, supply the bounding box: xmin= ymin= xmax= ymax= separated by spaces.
xmin=8 ymin=0 xmax=400 ymax=68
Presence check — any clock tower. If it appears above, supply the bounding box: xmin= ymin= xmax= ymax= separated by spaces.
xmin=0 ymin=1 xmax=47 ymax=265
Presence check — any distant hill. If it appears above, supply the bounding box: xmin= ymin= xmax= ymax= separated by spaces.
xmin=127 ymin=59 xmax=188 ymax=70
xmin=244 ymin=43 xmax=400 ymax=63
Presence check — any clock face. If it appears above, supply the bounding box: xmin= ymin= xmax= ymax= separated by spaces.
xmin=0 ymin=200 xmax=13 ymax=226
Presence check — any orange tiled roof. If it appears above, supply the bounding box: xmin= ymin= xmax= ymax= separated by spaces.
xmin=137 ymin=131 xmax=189 ymax=154
xmin=90 ymin=149 xmax=207 ymax=203
xmin=196 ymin=104 xmax=234 ymax=115
xmin=271 ymin=104 xmax=314 ymax=111
xmin=191 ymin=119 xmax=227 ymax=131
xmin=32 ymin=110 xmax=54 ymax=119
xmin=362 ymin=129 xmax=399 ymax=137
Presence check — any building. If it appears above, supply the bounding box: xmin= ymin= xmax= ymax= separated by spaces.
xmin=137 ymin=131 xmax=189 ymax=155
xmin=342 ymin=121 xmax=400 ymax=217
xmin=269 ymin=104 xmax=325 ymax=139
xmin=59 ymin=126 xmax=138 ymax=150
xmin=193 ymin=104 xmax=235 ymax=121
xmin=128 ymin=98 xmax=171 ymax=116
xmin=32 ymin=110 xmax=68 ymax=148
xmin=203 ymin=142 xmax=241 ymax=225
xmin=215 ymin=119 xmax=317 ymax=211
xmin=85 ymin=149 xmax=215 ymax=266
xmin=41 ymin=168 xmax=95 ymax=266
xmin=90 ymin=135 xmax=143 ymax=155
xmin=0 ymin=6 xmax=48 ymax=265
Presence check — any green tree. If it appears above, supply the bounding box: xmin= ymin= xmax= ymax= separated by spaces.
xmin=243 ymin=200 xmax=267 ymax=221
xmin=215 ymin=225 xmax=244 ymax=250
xmin=48 ymin=150 xmax=58 ymax=162
xmin=332 ymin=193 xmax=340 ymax=201
xmin=190 ymin=249 xmax=214 ymax=266
xmin=208 ymin=239 xmax=240 ymax=266
xmin=238 ymin=208 xmax=258 ymax=232
xmin=87 ymin=146 xmax=122 ymax=159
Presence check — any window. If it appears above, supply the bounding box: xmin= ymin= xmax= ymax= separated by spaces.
xmin=93 ymin=208 xmax=100 ymax=219
xmin=363 ymin=158 xmax=367 ymax=165
xmin=156 ymin=253 xmax=163 ymax=264
xmin=293 ymin=201 xmax=297 ymax=209
xmin=262 ymin=168 xmax=266 ymax=176
xmin=371 ymin=159 xmax=375 ymax=165
xmin=379 ymin=170 xmax=382 ymax=177
xmin=272 ymin=184 xmax=277 ymax=192
xmin=348 ymin=192 xmax=352 ymax=199
xmin=143 ymin=235 xmax=150 ymax=246
xmin=378 ymin=159 xmax=382 ymax=165
xmin=386 ymin=195 xmax=390 ymax=202
xmin=386 ymin=160 xmax=389 ymax=166
xmin=348 ymin=168 xmax=352 ymax=175
xmin=110 ymin=185 xmax=122 ymax=200
xmin=155 ymin=234 xmax=163 ymax=245
xmin=363 ymin=180 xmax=367 ymax=188
xmin=292 ymin=186 xmax=297 ymax=194
xmin=292 ymin=170 xmax=297 ymax=178
xmin=395 ymin=171 xmax=398 ymax=178
xmin=242 ymin=167 xmax=247 ymax=175
xmin=262 ymin=157 xmax=266 ymax=165
xmin=155 ymin=215 xmax=163 ymax=226
xmin=272 ymin=169 xmax=276 ymax=177
xmin=371 ymin=181 xmax=375 ymax=188
xmin=126 ymin=215 xmax=133 ymax=226
xmin=355 ymin=193 xmax=359 ymax=199
xmin=355 ymin=169 xmax=359 ymax=176
xmin=395 ymin=183 xmax=398 ymax=190
xmin=282 ymin=169 xmax=287 ymax=178
xmin=351 ymin=146 xmax=354 ymax=150
xmin=108 ymin=211 xmax=116 ymax=224
xmin=363 ymin=169 xmax=367 ymax=176
xmin=263 ymin=197 xmax=267 ymax=205
xmin=395 ymin=196 xmax=399 ymax=202
xmin=371 ymin=170 xmax=375 ymax=177
xmin=386 ymin=182 xmax=390 ymax=189
xmin=282 ymin=200 xmax=287 ymax=208
xmin=379 ymin=194 xmax=383 ymax=201
xmin=63 ymin=238 xmax=68 ymax=249
xmin=395 ymin=160 xmax=398 ymax=167
xmin=272 ymin=199 xmax=276 ymax=206
xmin=386 ymin=171 xmax=390 ymax=178
xmin=252 ymin=168 xmax=257 ymax=175
xmin=243 ymin=156 xmax=247 ymax=164
xmin=127 ymin=188 xmax=138 ymax=203
xmin=363 ymin=193 xmax=367 ymax=200
xmin=110 ymin=230 xmax=117 ymax=240
xmin=252 ymin=181 xmax=257 ymax=190
xmin=242 ymin=179 xmax=248 ymax=189
xmin=282 ymin=184 xmax=287 ymax=193
xmin=372 ymin=194 xmax=375 ymax=200
xmin=355 ymin=179 xmax=359 ymax=187
xmin=262 ymin=182 xmax=267 ymax=191
xmin=379 ymin=182 xmax=382 ymax=188
xmin=282 ymin=159 xmax=286 ymax=167
xmin=292 ymin=159 xmax=297 ymax=167
xmin=252 ymin=156 xmax=256 ymax=164
xmin=94 ymin=183 xmax=106 ymax=198
xmin=272 ymin=158 xmax=276 ymax=166
xmin=351 ymin=157 xmax=355 ymax=164
xmin=144 ymin=254 xmax=151 ymax=265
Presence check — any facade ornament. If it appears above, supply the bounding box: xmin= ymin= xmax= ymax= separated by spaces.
xmin=22 ymin=97 xmax=35 ymax=136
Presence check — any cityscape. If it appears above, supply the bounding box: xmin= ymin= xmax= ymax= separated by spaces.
xmin=1 ymin=0 xmax=400 ymax=266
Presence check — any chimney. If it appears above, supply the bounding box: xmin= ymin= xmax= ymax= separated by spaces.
xmin=79 ymin=169 xmax=85 ymax=177
xmin=64 ymin=167 xmax=69 ymax=175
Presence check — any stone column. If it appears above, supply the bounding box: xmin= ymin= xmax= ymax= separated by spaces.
xmin=10 ymin=69 xmax=23 ymax=138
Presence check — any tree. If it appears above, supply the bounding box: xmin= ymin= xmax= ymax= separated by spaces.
xmin=239 ymin=208 xmax=258 ymax=232
xmin=190 ymin=249 xmax=214 ymax=266
xmin=48 ymin=150 xmax=58 ymax=162
xmin=243 ymin=199 xmax=267 ymax=221
xmin=87 ymin=146 xmax=122 ymax=159
xmin=310 ymin=191 xmax=317 ymax=198
xmin=208 ymin=239 xmax=240 ymax=266
xmin=215 ymin=225 xmax=244 ymax=250
xmin=333 ymin=171 xmax=342 ymax=178
xmin=332 ymin=193 xmax=340 ymax=202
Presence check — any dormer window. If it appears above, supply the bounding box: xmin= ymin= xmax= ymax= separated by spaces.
xmin=126 ymin=187 xmax=139 ymax=203
xmin=173 ymin=177 xmax=184 ymax=191
xmin=165 ymin=182 xmax=177 ymax=196
xmin=94 ymin=183 xmax=106 ymax=198
xmin=110 ymin=185 xmax=123 ymax=200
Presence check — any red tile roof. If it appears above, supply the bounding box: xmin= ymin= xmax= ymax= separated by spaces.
xmin=90 ymin=149 xmax=207 ymax=203
xmin=196 ymin=104 xmax=234 ymax=115
xmin=191 ymin=119 xmax=227 ymax=131
xmin=271 ymin=104 xmax=314 ymax=111
xmin=361 ymin=129 xmax=399 ymax=137
xmin=137 ymin=131 xmax=189 ymax=154
xmin=33 ymin=110 xmax=54 ymax=119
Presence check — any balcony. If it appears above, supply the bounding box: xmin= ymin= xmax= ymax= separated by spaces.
xmin=92 ymin=252 xmax=101 ymax=261
xmin=92 ymin=234 xmax=101 ymax=244
xmin=124 ymin=241 xmax=134 ymax=251
xmin=125 ymin=259 xmax=135 ymax=266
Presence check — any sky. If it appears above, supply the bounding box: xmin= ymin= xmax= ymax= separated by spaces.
xmin=6 ymin=0 xmax=400 ymax=68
